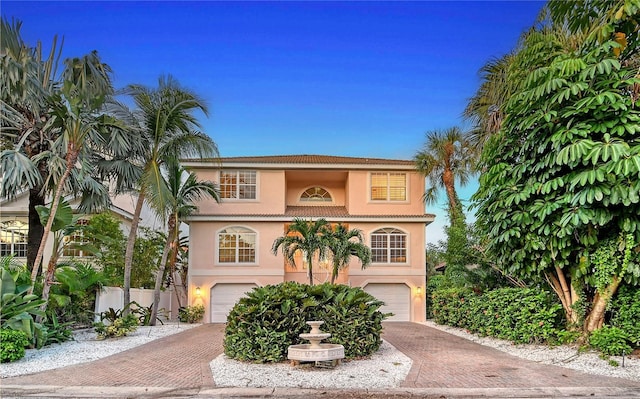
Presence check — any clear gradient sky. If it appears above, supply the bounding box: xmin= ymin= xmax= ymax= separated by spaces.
xmin=3 ymin=1 xmax=545 ymax=243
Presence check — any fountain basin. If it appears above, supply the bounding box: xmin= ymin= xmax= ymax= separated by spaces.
xmin=288 ymin=343 xmax=345 ymax=362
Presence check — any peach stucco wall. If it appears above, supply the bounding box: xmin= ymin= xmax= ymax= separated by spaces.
xmin=186 ymin=162 xmax=429 ymax=323
xmin=188 ymin=219 xmax=427 ymax=323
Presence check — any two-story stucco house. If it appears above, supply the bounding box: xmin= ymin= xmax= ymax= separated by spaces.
xmin=182 ymin=155 xmax=435 ymax=323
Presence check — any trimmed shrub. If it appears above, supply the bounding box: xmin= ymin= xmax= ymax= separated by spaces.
xmin=224 ymin=282 xmax=388 ymax=362
xmin=432 ymin=287 xmax=564 ymax=344
xmin=0 ymin=329 xmax=30 ymax=363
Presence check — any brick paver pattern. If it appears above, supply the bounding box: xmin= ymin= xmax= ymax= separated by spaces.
xmin=382 ymin=322 xmax=640 ymax=389
xmin=4 ymin=324 xmax=224 ymax=388
xmin=3 ymin=322 xmax=640 ymax=390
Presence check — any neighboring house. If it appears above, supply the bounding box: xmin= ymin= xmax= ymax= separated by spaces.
xmin=182 ymin=155 xmax=435 ymax=323
xmin=0 ymin=191 xmax=164 ymax=265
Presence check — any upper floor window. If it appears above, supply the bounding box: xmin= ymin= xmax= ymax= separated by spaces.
xmin=218 ymin=226 xmax=256 ymax=264
xmin=0 ymin=220 xmax=28 ymax=257
xmin=220 ymin=170 xmax=256 ymax=199
xmin=63 ymin=219 xmax=92 ymax=257
xmin=300 ymin=187 xmax=332 ymax=202
xmin=371 ymin=172 xmax=406 ymax=201
xmin=371 ymin=228 xmax=406 ymax=263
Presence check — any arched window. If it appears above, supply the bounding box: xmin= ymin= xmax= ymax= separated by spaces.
xmin=218 ymin=226 xmax=256 ymax=264
xmin=300 ymin=187 xmax=332 ymax=202
xmin=0 ymin=220 xmax=28 ymax=257
xmin=371 ymin=228 xmax=406 ymax=263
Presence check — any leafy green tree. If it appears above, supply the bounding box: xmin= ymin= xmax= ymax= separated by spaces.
xmin=272 ymin=218 xmax=332 ymax=286
xmin=472 ymin=1 xmax=640 ymax=332
xmin=326 ymin=223 xmax=371 ymax=284
xmin=84 ymin=212 xmax=126 ymax=281
xmin=121 ymin=75 xmax=218 ymax=314
xmin=148 ymin=160 xmax=219 ymax=325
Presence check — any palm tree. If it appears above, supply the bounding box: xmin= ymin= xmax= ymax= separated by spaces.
xmin=1 ymin=18 xmax=62 ymax=270
xmin=148 ymin=160 xmax=219 ymax=325
xmin=463 ymin=54 xmax=517 ymax=153
xmin=28 ymin=51 xmax=117 ymax=295
xmin=272 ymin=218 xmax=331 ymax=286
xmin=326 ymin=223 xmax=371 ymax=284
xmin=414 ymin=127 xmax=474 ymax=215
xmin=121 ymin=75 xmax=219 ymax=313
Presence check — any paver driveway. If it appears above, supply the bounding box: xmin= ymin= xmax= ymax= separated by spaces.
xmin=2 ymin=322 xmax=639 ymax=397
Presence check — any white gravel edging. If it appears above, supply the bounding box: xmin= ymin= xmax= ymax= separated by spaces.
xmin=210 ymin=340 xmax=412 ymax=389
xmin=422 ymin=320 xmax=640 ymax=382
xmin=0 ymin=323 xmax=198 ymax=378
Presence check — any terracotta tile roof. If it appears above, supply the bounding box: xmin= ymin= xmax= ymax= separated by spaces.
xmin=190 ymin=154 xmax=414 ymax=166
xmin=185 ymin=208 xmax=436 ymax=223
xmin=285 ymin=206 xmax=351 ymax=217
xmin=285 ymin=206 xmax=433 ymax=219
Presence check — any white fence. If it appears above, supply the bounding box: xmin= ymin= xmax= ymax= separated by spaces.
xmin=95 ymin=287 xmax=174 ymax=321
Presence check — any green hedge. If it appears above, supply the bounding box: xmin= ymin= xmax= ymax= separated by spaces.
xmin=224 ymin=282 xmax=389 ymax=362
xmin=432 ymin=287 xmax=564 ymax=344
xmin=609 ymin=285 xmax=640 ymax=347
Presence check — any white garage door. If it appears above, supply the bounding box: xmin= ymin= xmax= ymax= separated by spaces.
xmin=364 ymin=283 xmax=411 ymax=321
xmin=210 ymin=283 xmax=257 ymax=323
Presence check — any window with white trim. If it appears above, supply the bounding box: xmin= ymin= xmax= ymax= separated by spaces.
xmin=371 ymin=228 xmax=406 ymax=263
xmin=371 ymin=172 xmax=406 ymax=201
xmin=218 ymin=227 xmax=256 ymax=263
xmin=0 ymin=220 xmax=28 ymax=257
xmin=220 ymin=170 xmax=256 ymax=199
xmin=300 ymin=187 xmax=332 ymax=202
xmin=63 ymin=219 xmax=92 ymax=257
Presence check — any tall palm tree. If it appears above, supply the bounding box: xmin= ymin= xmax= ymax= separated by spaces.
xmin=1 ymin=18 xmax=62 ymax=269
xmin=148 ymin=160 xmax=219 ymax=325
xmin=326 ymin=223 xmax=371 ymax=284
xmin=29 ymin=52 xmax=118 ymax=295
xmin=463 ymin=54 xmax=516 ymax=153
xmin=272 ymin=218 xmax=331 ymax=286
xmin=121 ymin=75 xmax=218 ymax=312
xmin=414 ymin=127 xmax=474 ymax=215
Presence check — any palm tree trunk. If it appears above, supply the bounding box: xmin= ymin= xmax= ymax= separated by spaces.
xmin=168 ymin=226 xmax=182 ymax=309
xmin=27 ymin=185 xmax=45 ymax=271
xmin=150 ymin=214 xmax=175 ymax=326
xmin=307 ymin=253 xmax=314 ymax=285
xmin=123 ymin=191 xmax=145 ymax=315
xmin=150 ymin=236 xmax=170 ymax=326
xmin=28 ymin=153 xmax=76 ymax=295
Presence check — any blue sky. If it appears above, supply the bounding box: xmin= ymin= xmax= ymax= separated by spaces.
xmin=3 ymin=1 xmax=545 ymax=243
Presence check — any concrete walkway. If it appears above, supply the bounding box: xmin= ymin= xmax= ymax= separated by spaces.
xmin=2 ymin=322 xmax=640 ymax=398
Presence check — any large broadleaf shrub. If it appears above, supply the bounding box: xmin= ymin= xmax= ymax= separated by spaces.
xmin=432 ymin=287 xmax=564 ymax=344
xmin=224 ymin=282 xmax=389 ymax=362
xmin=0 ymin=266 xmax=46 ymax=348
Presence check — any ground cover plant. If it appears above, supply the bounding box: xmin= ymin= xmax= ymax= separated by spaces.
xmin=224 ymin=282 xmax=388 ymax=362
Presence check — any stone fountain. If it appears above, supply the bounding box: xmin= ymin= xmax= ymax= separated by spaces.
xmin=287 ymin=321 xmax=345 ymax=367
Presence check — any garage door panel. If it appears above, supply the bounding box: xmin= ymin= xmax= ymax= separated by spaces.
xmin=210 ymin=283 xmax=257 ymax=323
xmin=364 ymin=283 xmax=410 ymax=321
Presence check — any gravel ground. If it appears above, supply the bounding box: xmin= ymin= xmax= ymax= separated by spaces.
xmin=422 ymin=320 xmax=640 ymax=382
xmin=0 ymin=323 xmax=198 ymax=378
xmin=210 ymin=340 xmax=412 ymax=389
